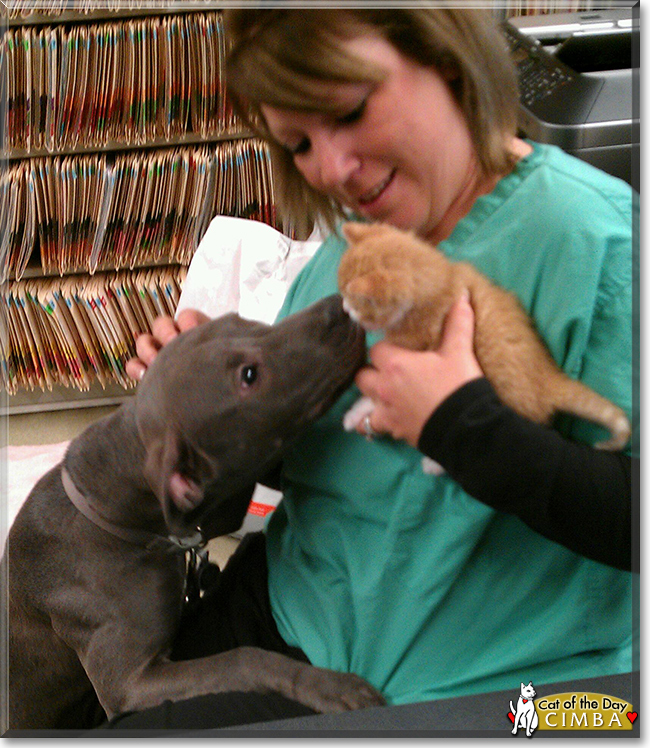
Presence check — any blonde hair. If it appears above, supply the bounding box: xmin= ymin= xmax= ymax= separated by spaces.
xmin=224 ymin=9 xmax=519 ymax=237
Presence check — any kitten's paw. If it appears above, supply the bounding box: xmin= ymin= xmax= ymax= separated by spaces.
xmin=343 ymin=397 xmax=375 ymax=432
xmin=342 ymin=297 xmax=361 ymax=324
xmin=421 ymin=457 xmax=445 ymax=476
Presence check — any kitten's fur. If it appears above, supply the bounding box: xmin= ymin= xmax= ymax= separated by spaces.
xmin=338 ymin=222 xmax=630 ymax=451
xmin=510 ymin=681 xmax=539 ymax=736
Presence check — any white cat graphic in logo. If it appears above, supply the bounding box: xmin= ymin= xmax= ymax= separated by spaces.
xmin=510 ymin=681 xmax=539 ymax=737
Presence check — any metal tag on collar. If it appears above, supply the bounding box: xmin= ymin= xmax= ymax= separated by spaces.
xmin=183 ymin=546 xmax=217 ymax=605
xmin=169 ymin=526 xmax=206 ymax=550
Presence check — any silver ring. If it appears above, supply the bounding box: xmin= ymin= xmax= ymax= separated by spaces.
xmin=363 ymin=414 xmax=376 ymax=440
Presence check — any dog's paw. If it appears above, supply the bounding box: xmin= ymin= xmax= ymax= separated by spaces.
xmin=421 ymin=456 xmax=445 ymax=476
xmin=343 ymin=396 xmax=375 ymax=432
xmin=295 ymin=667 xmax=385 ymax=713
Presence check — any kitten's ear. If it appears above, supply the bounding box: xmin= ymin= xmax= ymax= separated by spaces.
xmin=521 ymin=683 xmax=526 ymax=689
xmin=342 ymin=221 xmax=375 ymax=244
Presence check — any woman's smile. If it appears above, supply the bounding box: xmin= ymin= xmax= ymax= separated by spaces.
xmin=356 ymin=169 xmax=396 ymax=210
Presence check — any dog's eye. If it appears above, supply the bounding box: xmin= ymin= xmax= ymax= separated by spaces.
xmin=240 ymin=365 xmax=258 ymax=387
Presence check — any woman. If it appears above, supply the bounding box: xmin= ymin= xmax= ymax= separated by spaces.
xmin=122 ymin=8 xmax=636 ymax=728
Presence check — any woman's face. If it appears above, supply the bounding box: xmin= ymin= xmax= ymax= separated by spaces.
xmin=261 ymin=34 xmax=487 ymax=244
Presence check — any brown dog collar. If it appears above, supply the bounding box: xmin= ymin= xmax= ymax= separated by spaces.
xmin=60 ymin=466 xmax=205 ymax=552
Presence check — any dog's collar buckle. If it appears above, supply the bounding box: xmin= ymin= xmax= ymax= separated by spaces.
xmin=168 ymin=528 xmax=206 ymax=551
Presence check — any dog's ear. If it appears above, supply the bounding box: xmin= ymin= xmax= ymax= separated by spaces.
xmin=143 ymin=426 xmax=219 ymax=534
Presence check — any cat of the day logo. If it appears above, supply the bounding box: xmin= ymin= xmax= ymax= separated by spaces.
xmin=508 ymin=682 xmax=637 ymax=735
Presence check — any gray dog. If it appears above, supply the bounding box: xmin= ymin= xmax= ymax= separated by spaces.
xmin=4 ymin=295 xmax=384 ymax=730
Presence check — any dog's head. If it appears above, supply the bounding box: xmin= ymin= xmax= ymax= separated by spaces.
xmin=136 ymin=294 xmax=366 ymax=540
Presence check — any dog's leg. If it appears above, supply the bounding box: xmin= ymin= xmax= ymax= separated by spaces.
xmin=86 ymin=646 xmax=385 ymax=718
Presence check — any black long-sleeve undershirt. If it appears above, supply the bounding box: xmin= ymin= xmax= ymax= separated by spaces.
xmin=417 ymin=377 xmax=636 ymax=573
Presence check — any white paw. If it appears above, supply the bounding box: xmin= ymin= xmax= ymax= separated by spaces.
xmin=421 ymin=457 xmax=445 ymax=476
xmin=342 ymin=298 xmax=361 ymax=324
xmin=343 ymin=396 xmax=375 ymax=432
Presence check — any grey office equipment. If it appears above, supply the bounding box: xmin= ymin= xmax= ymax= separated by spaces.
xmin=503 ymin=8 xmax=639 ymax=187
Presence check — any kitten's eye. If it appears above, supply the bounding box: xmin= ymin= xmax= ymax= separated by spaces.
xmin=240 ymin=365 xmax=258 ymax=387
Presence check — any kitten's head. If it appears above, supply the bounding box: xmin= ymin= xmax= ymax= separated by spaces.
xmin=338 ymin=222 xmax=419 ymax=331
xmin=520 ymin=682 xmax=536 ymax=699
xmin=340 ymin=273 xmax=414 ymax=331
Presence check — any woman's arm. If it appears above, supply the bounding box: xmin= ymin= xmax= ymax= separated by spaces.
xmin=418 ymin=377 xmax=634 ymax=572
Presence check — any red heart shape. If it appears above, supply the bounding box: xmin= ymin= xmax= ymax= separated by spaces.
xmin=627 ymin=712 xmax=638 ymax=724
xmin=507 ymin=713 xmax=515 ymax=723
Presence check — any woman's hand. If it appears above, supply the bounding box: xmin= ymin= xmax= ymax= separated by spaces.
xmin=354 ymin=291 xmax=483 ymax=447
xmin=125 ymin=308 xmax=210 ymax=381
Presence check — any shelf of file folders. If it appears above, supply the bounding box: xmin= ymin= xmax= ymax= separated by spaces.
xmin=1 ymin=135 xmax=279 ymax=400
xmin=1 ymin=10 xmax=239 ymax=154
xmin=2 ymin=265 xmax=186 ymax=398
xmin=2 ymin=137 xmax=278 ymax=280
xmin=4 ymin=0 xmax=221 ymax=23
xmin=1 ymin=7 xmax=284 ymax=409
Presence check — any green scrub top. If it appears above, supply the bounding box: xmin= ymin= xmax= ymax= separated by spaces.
xmin=267 ymin=142 xmax=637 ymax=705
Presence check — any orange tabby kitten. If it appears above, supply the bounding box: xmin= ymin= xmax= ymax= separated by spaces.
xmin=338 ymin=221 xmax=630 ymax=451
